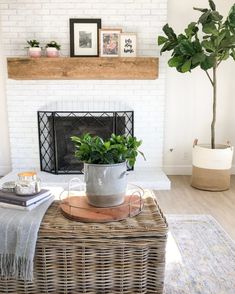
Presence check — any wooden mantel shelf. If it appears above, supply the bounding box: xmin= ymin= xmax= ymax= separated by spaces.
xmin=7 ymin=57 xmax=158 ymax=80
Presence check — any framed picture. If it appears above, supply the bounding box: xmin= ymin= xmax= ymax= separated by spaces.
xmin=70 ymin=18 xmax=101 ymax=57
xmin=120 ymin=33 xmax=137 ymax=57
xmin=99 ymin=29 xmax=122 ymax=57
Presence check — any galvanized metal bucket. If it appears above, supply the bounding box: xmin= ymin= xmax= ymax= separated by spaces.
xmin=84 ymin=162 xmax=127 ymax=207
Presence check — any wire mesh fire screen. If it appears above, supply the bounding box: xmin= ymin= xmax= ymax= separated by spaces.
xmin=37 ymin=111 xmax=134 ymax=174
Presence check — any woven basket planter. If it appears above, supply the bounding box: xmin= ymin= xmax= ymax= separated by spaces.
xmin=191 ymin=143 xmax=234 ymax=191
xmin=0 ymin=193 xmax=168 ymax=294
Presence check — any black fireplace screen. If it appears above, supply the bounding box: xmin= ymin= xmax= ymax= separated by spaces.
xmin=37 ymin=111 xmax=134 ymax=174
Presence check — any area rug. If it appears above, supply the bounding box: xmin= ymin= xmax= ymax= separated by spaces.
xmin=165 ymin=215 xmax=235 ymax=294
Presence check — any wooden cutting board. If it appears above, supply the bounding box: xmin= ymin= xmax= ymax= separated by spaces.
xmin=60 ymin=194 xmax=144 ymax=223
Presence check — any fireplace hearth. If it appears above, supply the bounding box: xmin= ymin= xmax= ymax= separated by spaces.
xmin=38 ymin=111 xmax=134 ymax=174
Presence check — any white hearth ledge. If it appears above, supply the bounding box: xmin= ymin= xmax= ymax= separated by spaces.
xmin=0 ymin=168 xmax=171 ymax=191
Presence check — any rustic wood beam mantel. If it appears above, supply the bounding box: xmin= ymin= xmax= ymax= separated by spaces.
xmin=7 ymin=57 xmax=159 ymax=80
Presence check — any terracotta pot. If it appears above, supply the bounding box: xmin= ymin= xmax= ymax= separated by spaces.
xmin=46 ymin=47 xmax=59 ymax=57
xmin=191 ymin=143 xmax=234 ymax=191
xmin=28 ymin=47 xmax=41 ymax=58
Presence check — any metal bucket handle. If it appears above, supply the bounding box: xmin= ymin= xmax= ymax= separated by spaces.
xmin=128 ymin=184 xmax=144 ymax=216
xmin=59 ymin=177 xmax=83 ymax=202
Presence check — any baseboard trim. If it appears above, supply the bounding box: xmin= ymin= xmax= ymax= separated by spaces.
xmin=231 ymin=166 xmax=235 ymax=174
xmin=163 ymin=165 xmax=192 ymax=175
xmin=163 ymin=165 xmax=235 ymax=175
xmin=0 ymin=165 xmax=11 ymax=177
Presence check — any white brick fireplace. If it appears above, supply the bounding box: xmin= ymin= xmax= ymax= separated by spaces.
xmin=1 ymin=0 xmax=170 ymax=189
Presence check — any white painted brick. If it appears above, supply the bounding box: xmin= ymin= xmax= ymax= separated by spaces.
xmin=1 ymin=9 xmax=16 ymax=15
xmin=8 ymin=15 xmax=25 ymax=21
xmin=9 ymin=3 xmax=42 ymax=9
xmin=2 ymin=0 xmax=167 ymax=170
xmin=2 ymin=32 xmax=18 ymax=39
xmin=0 ymin=4 xmax=8 ymax=9
xmin=0 ymin=15 xmax=9 ymax=21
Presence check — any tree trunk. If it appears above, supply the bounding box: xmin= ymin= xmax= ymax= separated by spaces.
xmin=211 ymin=65 xmax=217 ymax=149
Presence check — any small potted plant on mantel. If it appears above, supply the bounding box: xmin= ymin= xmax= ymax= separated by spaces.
xmin=71 ymin=133 xmax=145 ymax=207
xmin=45 ymin=41 xmax=61 ymax=57
xmin=158 ymin=0 xmax=235 ymax=191
xmin=26 ymin=39 xmax=41 ymax=58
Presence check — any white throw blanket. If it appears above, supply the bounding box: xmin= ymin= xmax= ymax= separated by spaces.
xmin=0 ymin=196 xmax=54 ymax=281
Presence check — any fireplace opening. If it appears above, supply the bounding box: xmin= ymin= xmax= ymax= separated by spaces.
xmin=38 ymin=111 xmax=134 ymax=174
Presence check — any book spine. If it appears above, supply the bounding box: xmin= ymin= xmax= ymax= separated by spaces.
xmin=26 ymin=192 xmax=51 ymax=205
xmin=0 ymin=197 xmax=26 ymax=206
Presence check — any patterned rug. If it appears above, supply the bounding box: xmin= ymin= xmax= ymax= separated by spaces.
xmin=165 ymin=215 xmax=235 ymax=294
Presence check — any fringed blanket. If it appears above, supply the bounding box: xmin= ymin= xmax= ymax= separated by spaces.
xmin=0 ymin=196 xmax=54 ymax=280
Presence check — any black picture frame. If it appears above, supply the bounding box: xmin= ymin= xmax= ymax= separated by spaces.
xmin=70 ymin=18 xmax=101 ymax=57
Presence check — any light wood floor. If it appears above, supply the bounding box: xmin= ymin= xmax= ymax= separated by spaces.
xmin=156 ymin=175 xmax=235 ymax=240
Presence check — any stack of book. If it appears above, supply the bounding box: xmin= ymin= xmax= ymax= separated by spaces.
xmin=0 ymin=189 xmax=52 ymax=211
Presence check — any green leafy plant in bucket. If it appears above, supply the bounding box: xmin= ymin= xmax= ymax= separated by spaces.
xmin=158 ymin=0 xmax=235 ymax=149
xmin=71 ymin=133 xmax=146 ymax=167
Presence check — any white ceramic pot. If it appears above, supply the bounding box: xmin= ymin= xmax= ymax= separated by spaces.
xmin=28 ymin=47 xmax=41 ymax=58
xmin=191 ymin=143 xmax=234 ymax=191
xmin=84 ymin=162 xmax=127 ymax=207
xmin=46 ymin=47 xmax=59 ymax=58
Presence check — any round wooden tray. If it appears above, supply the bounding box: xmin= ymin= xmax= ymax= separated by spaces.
xmin=60 ymin=193 xmax=144 ymax=223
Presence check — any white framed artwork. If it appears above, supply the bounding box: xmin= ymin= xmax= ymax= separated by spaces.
xmin=120 ymin=33 xmax=137 ymax=57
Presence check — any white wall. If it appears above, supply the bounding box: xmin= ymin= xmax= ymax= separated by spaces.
xmin=163 ymin=0 xmax=235 ymax=174
xmin=0 ymin=16 xmax=10 ymax=176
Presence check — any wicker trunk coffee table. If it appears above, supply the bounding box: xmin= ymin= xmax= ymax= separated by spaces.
xmin=0 ymin=191 xmax=168 ymax=294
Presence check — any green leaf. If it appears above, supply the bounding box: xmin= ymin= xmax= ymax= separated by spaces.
xmin=71 ymin=136 xmax=81 ymax=143
xmin=215 ymin=31 xmax=226 ymax=47
xmin=160 ymin=41 xmax=177 ymax=54
xmin=219 ymin=50 xmax=230 ymax=61
xmin=211 ymin=11 xmax=223 ymax=21
xmin=158 ymin=36 xmax=168 ymax=45
xmin=201 ymin=40 xmax=216 ymax=52
xmin=200 ymin=55 xmax=216 ymax=70
xmin=230 ymin=49 xmax=235 ymax=60
xmin=227 ymin=4 xmax=235 ymax=28
xmin=209 ymin=0 xmax=216 ymax=11
xmin=179 ymin=39 xmax=195 ymax=55
xmin=192 ymin=53 xmax=206 ymax=65
xmin=162 ymin=24 xmax=177 ymax=41
xmin=178 ymin=34 xmax=187 ymax=42
xmin=185 ymin=22 xmax=199 ymax=38
xmin=202 ymin=22 xmax=218 ymax=35
xmin=199 ymin=10 xmax=211 ymax=24
xmin=104 ymin=141 xmax=111 ymax=149
xmin=220 ymin=34 xmax=235 ymax=48
xmin=138 ymin=150 xmax=146 ymax=161
xmin=168 ymin=56 xmax=184 ymax=67
xmin=193 ymin=7 xmax=208 ymax=13
xmin=192 ymin=39 xmax=203 ymax=52
xmin=181 ymin=59 xmax=192 ymax=72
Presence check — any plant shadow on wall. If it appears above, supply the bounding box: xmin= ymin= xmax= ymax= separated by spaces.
xmin=71 ymin=133 xmax=145 ymax=208
xmin=158 ymin=0 xmax=235 ymax=191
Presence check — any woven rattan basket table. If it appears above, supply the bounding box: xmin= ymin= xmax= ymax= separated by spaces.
xmin=0 ymin=190 xmax=168 ymax=294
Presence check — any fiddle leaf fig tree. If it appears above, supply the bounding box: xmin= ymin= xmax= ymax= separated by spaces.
xmin=158 ymin=0 xmax=235 ymax=149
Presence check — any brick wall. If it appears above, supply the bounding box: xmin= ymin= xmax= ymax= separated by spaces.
xmin=1 ymin=0 xmax=167 ymax=170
